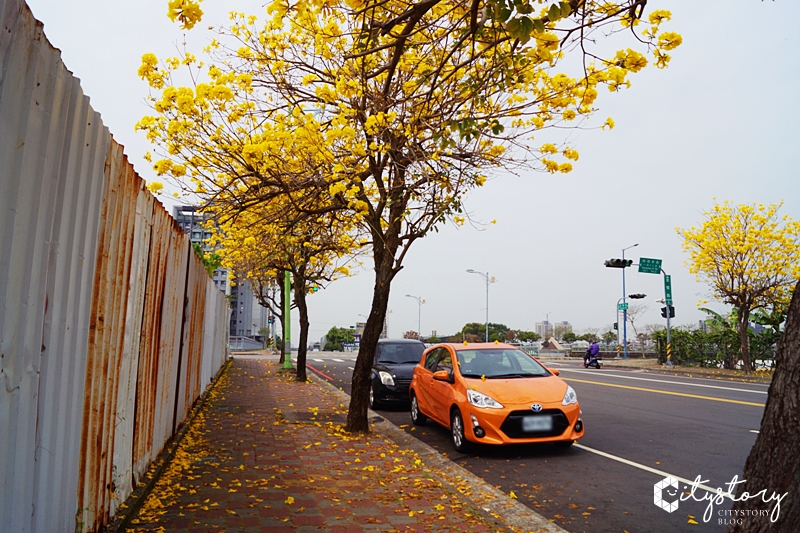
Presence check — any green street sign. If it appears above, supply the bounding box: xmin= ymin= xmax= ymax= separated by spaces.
xmin=638 ymin=257 xmax=662 ymax=274
xmin=664 ymin=274 xmax=673 ymax=305
xmin=618 ymin=302 xmax=629 ymax=311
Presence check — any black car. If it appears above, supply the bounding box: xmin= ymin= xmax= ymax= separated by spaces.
xmin=369 ymin=339 xmax=426 ymax=409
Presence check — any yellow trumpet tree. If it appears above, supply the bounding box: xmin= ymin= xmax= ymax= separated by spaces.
xmin=678 ymin=201 xmax=800 ymax=373
xmin=139 ymin=0 xmax=680 ymax=432
xmin=212 ymin=203 xmax=363 ymax=382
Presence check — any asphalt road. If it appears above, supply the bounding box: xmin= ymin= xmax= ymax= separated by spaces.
xmin=304 ymin=353 xmax=769 ymax=533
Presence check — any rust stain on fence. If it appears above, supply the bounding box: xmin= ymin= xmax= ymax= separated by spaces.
xmin=0 ymin=2 xmax=230 ymax=532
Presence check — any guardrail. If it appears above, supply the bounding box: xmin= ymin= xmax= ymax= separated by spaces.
xmin=229 ymin=336 xmax=265 ymax=351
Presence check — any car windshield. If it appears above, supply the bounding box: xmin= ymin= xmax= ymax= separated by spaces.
xmin=375 ymin=343 xmax=425 ymax=364
xmin=456 ymin=349 xmax=550 ymax=378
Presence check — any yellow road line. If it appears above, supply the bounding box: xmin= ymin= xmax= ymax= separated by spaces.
xmin=563 ymin=377 xmax=765 ymax=407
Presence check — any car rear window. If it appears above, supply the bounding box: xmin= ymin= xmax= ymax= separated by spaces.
xmin=375 ymin=342 xmax=425 ymax=364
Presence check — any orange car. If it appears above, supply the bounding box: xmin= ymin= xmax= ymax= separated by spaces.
xmin=409 ymin=343 xmax=583 ymax=452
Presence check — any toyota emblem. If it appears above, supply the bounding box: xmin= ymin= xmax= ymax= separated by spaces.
xmin=531 ymin=403 xmax=542 ymax=412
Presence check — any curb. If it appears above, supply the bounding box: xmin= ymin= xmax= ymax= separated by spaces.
xmin=632 ymin=366 xmax=774 ymax=384
xmin=105 ymin=357 xmax=233 ymax=533
xmin=601 ymin=364 xmax=662 ymax=371
xmin=308 ymin=372 xmax=569 ymax=533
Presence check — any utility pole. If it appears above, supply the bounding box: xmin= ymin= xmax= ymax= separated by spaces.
xmin=466 ymin=270 xmax=496 ymax=342
xmin=636 ymin=257 xmax=673 ymax=365
xmin=605 ymin=244 xmax=638 ymax=358
xmin=282 ymin=270 xmax=293 ymax=370
xmin=621 ymin=244 xmax=638 ymax=358
xmin=405 ymin=295 xmax=425 ymax=339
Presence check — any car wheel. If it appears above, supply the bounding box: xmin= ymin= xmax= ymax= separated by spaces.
xmin=450 ymin=409 xmax=472 ymax=453
xmin=369 ymin=383 xmax=381 ymax=410
xmin=410 ymin=392 xmax=427 ymax=426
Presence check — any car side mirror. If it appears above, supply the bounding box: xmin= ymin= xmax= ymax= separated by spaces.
xmin=432 ymin=370 xmax=451 ymax=382
xmin=550 ymin=368 xmax=560 ymax=376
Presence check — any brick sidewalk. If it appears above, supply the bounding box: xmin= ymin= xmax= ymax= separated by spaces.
xmin=123 ymin=356 xmax=531 ymax=533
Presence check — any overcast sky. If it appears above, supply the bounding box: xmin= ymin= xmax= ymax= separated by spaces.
xmin=27 ymin=0 xmax=800 ymax=344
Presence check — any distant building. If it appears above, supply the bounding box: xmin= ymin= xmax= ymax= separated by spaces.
xmin=354 ymin=319 xmax=388 ymax=339
xmin=229 ymin=280 xmax=269 ymax=337
xmin=172 ymin=204 xmax=269 ymax=337
xmin=535 ymin=321 xmax=551 ymax=337
xmin=173 ymin=205 xmax=229 ymax=293
xmin=535 ymin=320 xmax=571 ymax=339
xmin=555 ymin=321 xmax=572 ymax=332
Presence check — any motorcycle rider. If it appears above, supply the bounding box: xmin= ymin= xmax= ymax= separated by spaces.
xmin=584 ymin=340 xmax=600 ymax=365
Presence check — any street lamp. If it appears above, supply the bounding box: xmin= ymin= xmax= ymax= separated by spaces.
xmin=466 ymin=269 xmax=497 ymax=342
xmin=405 ymin=295 xmax=425 ymax=339
xmin=621 ymin=243 xmax=638 ymax=357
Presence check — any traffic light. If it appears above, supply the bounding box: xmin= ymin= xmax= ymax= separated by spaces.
xmin=604 ymin=258 xmax=633 ymax=268
xmin=268 ymin=316 xmax=274 ymax=324
xmin=309 ymin=285 xmax=319 ymax=293
xmin=660 ymin=306 xmax=675 ymax=319
xmin=613 ymin=322 xmax=618 ymax=330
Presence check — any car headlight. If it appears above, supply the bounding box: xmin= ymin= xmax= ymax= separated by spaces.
xmin=467 ymin=389 xmax=504 ymax=409
xmin=378 ymin=371 xmax=395 ymax=386
xmin=562 ymin=385 xmax=578 ymax=406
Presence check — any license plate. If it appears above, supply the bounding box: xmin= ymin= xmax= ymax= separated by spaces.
xmin=522 ymin=415 xmax=552 ymax=432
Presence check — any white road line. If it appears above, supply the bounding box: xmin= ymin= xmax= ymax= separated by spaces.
xmin=558 ymin=368 xmax=768 ymax=394
xmin=750 ymin=430 xmax=759 ymax=434
xmin=312 ymin=358 xmax=325 ymax=362
xmin=574 ymin=443 xmax=733 ymax=499
xmin=348 ymin=367 xmax=354 ymax=370
xmin=331 ymin=358 xmax=345 ymax=362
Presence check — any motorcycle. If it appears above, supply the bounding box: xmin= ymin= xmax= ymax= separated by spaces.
xmin=583 ymin=351 xmax=603 ymax=369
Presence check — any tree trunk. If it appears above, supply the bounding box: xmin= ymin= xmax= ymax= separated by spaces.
xmin=345 ymin=162 xmax=407 ymax=433
xmin=294 ymin=282 xmax=310 ymax=382
xmin=727 ymin=280 xmax=800 ymax=533
xmin=345 ymin=252 xmax=394 ymax=433
xmin=739 ymin=307 xmax=752 ymax=373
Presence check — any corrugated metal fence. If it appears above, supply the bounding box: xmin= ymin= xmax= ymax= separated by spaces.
xmin=0 ymin=1 xmax=230 ymax=531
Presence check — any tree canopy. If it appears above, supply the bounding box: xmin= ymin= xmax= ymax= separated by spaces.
xmin=678 ymin=201 xmax=800 ymax=372
xmin=461 ymin=321 xmax=508 ymax=342
xmin=324 ymin=326 xmax=356 ymax=351
xmin=141 ymin=0 xmax=681 ymax=432
xmin=211 ymin=198 xmax=362 ymax=379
